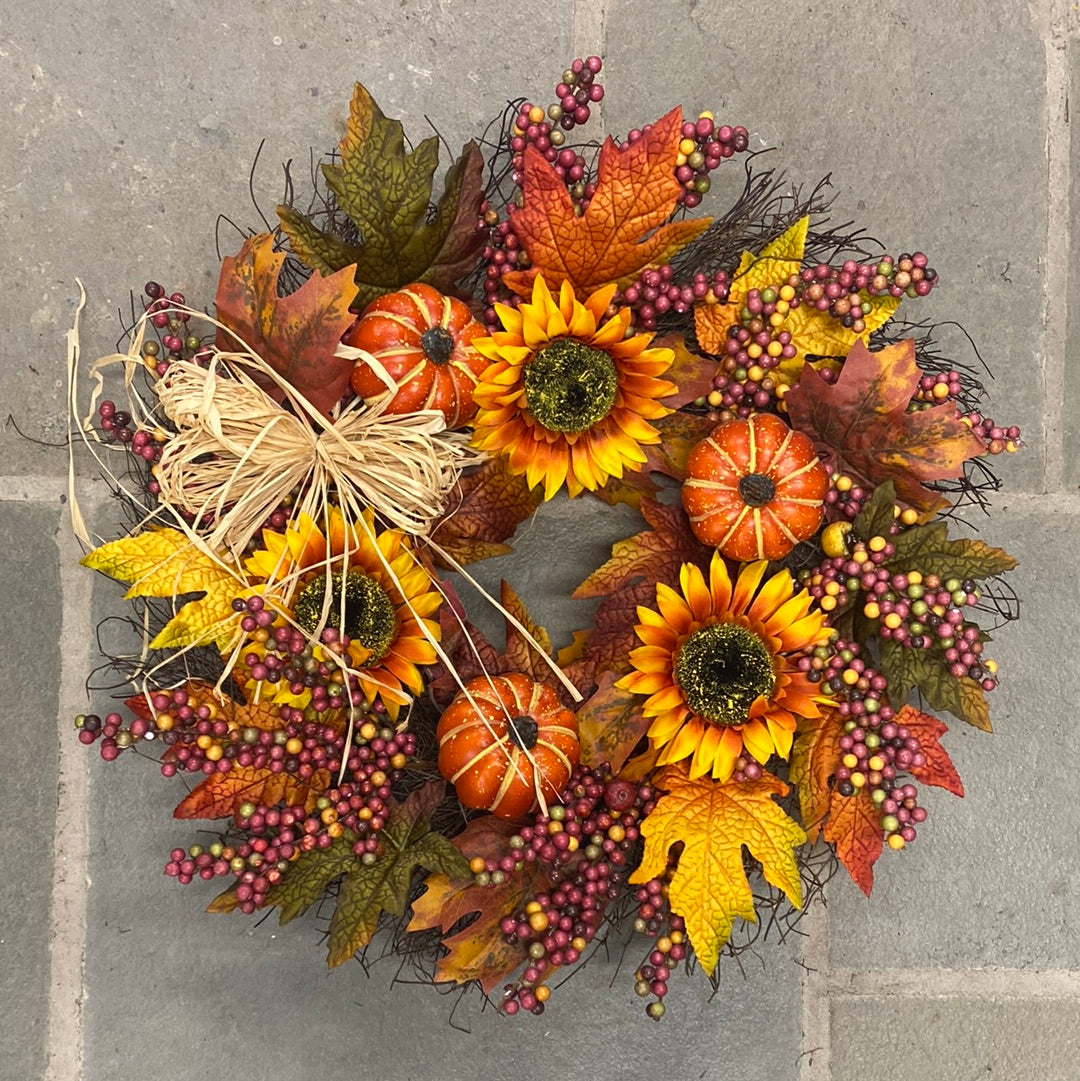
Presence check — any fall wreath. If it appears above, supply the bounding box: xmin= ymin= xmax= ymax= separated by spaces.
xmin=70 ymin=58 xmax=1021 ymax=1019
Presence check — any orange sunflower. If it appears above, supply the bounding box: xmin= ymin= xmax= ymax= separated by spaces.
xmin=244 ymin=506 xmax=442 ymax=719
xmin=471 ymin=274 xmax=676 ymax=499
xmin=616 ymin=553 xmax=832 ymax=782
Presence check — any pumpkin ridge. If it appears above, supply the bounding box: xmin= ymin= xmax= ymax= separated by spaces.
xmin=763 ymin=425 xmax=795 ymax=474
xmin=762 ymin=506 xmax=800 ymax=545
xmin=773 ymin=457 xmax=824 ymax=485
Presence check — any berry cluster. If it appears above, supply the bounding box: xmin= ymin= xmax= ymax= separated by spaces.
xmin=803 ymin=640 xmax=928 ymax=849
xmin=630 ymin=874 xmax=688 ymax=1020
xmin=620 ymin=265 xmax=731 ymax=331
xmin=658 ymin=113 xmax=749 ymax=209
xmin=800 ymin=533 xmax=998 ymax=692
xmin=704 ymin=254 xmax=939 ymax=422
xmin=477 ymin=766 xmax=666 ymax=1017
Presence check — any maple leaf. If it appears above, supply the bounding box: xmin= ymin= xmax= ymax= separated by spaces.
xmin=823 ymin=786 xmax=883 ymax=896
xmin=407 ymin=816 xmax=550 ymax=992
xmin=693 ymin=217 xmax=900 ymax=380
xmin=214 ymin=232 xmax=359 ymax=418
xmin=631 ymin=766 xmax=805 ymax=974
xmin=260 ymin=832 xmax=361 ymax=922
xmin=127 ymin=679 xmax=303 ymax=737
xmin=503 ymin=107 xmax=711 ymax=297
xmin=888 ymin=520 xmax=1018 ymax=580
xmin=784 ymin=338 xmax=987 ymax=513
xmin=173 ymin=764 xmax=331 ymax=819
xmin=879 ymin=638 xmax=991 ymax=731
xmin=892 ymin=705 xmax=964 ymax=796
xmin=655 ymin=334 xmax=721 ymax=409
xmin=575 ymin=671 xmax=651 ymax=774
xmin=789 ymin=708 xmax=847 ymax=842
xmin=277 ymin=83 xmax=485 ymax=309
xmin=430 ymin=456 xmax=542 ymax=568
xmin=81 ymin=529 xmax=247 ymax=650
xmin=327 ymin=781 xmax=468 ymax=968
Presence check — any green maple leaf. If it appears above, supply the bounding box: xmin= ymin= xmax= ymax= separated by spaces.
xmin=879 ymin=638 xmax=991 ymax=731
xmin=277 ymin=82 xmax=485 ymax=309
xmin=889 ymin=521 xmax=1018 ymax=581
xmin=325 ymin=780 xmax=468 ymax=968
xmin=264 ymin=832 xmax=361 ymax=924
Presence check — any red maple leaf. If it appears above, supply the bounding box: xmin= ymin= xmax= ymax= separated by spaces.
xmin=214 ymin=233 xmax=359 ymax=418
xmin=893 ymin=704 xmax=965 ymax=796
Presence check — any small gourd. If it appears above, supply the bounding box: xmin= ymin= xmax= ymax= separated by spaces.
xmin=436 ymin=673 xmax=580 ymax=819
xmin=682 ymin=413 xmax=829 ymax=561
xmin=345 ymin=283 xmax=488 ymax=427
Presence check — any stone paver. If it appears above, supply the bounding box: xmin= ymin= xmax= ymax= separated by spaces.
xmin=0 ymin=503 xmax=61 ymax=1081
xmin=1066 ymin=44 xmax=1080 ymax=491
xmin=832 ymin=998 xmax=1080 ymax=1081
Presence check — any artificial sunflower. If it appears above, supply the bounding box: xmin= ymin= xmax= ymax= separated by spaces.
xmin=243 ymin=506 xmax=442 ymax=719
xmin=471 ymin=274 xmax=676 ymax=499
xmin=617 ymin=553 xmax=832 ymax=782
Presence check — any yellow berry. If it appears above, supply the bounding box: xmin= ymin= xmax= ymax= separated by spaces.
xmin=900 ymin=508 xmax=919 ymax=526
xmin=529 ymin=911 xmax=549 ymax=933
xmin=528 ymin=105 xmax=545 ymax=124
xmin=699 ymin=110 xmax=714 ymax=121
xmin=534 ymin=984 xmax=551 ymax=1002
xmin=835 ymin=475 xmax=853 ymax=492
xmin=824 ymin=580 xmax=842 ymax=597
xmin=320 ymin=807 xmax=338 ymax=825
xmin=469 ymin=857 xmax=486 ymax=875
xmin=766 ymin=340 xmax=783 ymax=358
xmin=932 ymin=382 xmax=950 ymax=399
xmin=769 ymin=312 xmax=785 ymax=328
xmin=842 ymin=753 xmax=858 ymax=769
xmin=204 ymin=743 xmax=223 ymax=762
xmin=679 ymin=137 xmax=696 ymax=155
xmin=285 ymin=737 xmax=304 ymax=755
xmin=196 ymin=734 xmax=214 ymax=750
xmin=888 ymin=834 xmax=906 ymax=850
xmin=883 ymin=612 xmax=903 ymax=630
xmin=842 ymin=668 xmax=859 ymax=686
xmin=707 ymin=389 xmax=722 ymax=407
xmin=850 ymin=771 xmax=866 ymax=788
xmin=868 ymin=755 xmax=885 ymax=772
xmin=863 ymin=601 xmax=881 ymax=620
xmin=359 ymin=722 xmax=378 ymax=741
xmin=327 ymin=822 xmax=344 ymax=839
xmin=820 ymin=595 xmax=837 ymax=612
xmin=821 ymin=521 xmax=852 ymax=558
xmin=747 ymin=364 xmax=765 ymax=382
xmin=747 ymin=343 xmax=763 ymax=359
xmin=775 ymin=299 xmax=790 ymax=315
xmin=868 ymin=535 xmax=888 ymax=552
xmin=985 ymin=658 xmax=998 ymax=675
xmin=779 ymin=284 xmax=796 ymax=301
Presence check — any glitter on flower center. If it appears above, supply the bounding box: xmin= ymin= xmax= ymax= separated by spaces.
xmin=674 ymin=622 xmax=776 ymax=726
xmin=523 ymin=338 xmax=619 ymax=433
xmin=294 ymin=570 xmax=396 ymax=663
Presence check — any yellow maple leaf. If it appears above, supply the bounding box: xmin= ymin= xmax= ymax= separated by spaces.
xmin=630 ymin=765 xmax=806 ymax=975
xmin=82 ymin=528 xmax=248 ymax=651
xmin=692 ymin=216 xmax=900 ymax=385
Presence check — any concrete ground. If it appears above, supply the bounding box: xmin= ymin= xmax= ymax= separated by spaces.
xmin=2 ymin=1 xmax=1077 ymax=1078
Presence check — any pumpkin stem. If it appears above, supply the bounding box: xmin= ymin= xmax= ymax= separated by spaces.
xmin=506 ymin=715 xmax=539 ymax=750
xmin=737 ymin=472 xmax=776 ymax=507
xmin=420 ymin=325 xmax=454 ymax=365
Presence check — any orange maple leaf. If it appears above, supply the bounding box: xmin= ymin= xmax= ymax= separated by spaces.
xmin=173 ymin=765 xmax=330 ymax=820
xmin=789 ymin=708 xmax=847 ymax=842
xmin=784 ymin=338 xmax=986 ymax=513
xmin=503 ymin=108 xmax=711 ymax=296
xmin=893 ymin=705 xmax=964 ymax=797
xmin=631 ymin=765 xmax=805 ymax=974
xmin=575 ymin=671 xmax=652 ymax=774
xmin=214 ymin=232 xmax=359 ymax=418
xmin=823 ymin=786 xmax=883 ymax=897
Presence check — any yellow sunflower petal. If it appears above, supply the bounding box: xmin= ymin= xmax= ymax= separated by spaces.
xmin=679 ymin=561 xmax=713 ymax=623
xmin=647 ymin=708 xmax=689 ymax=744
xmin=708 ymin=551 xmax=734 ymax=612
xmin=731 ymin=560 xmax=770 ymax=617
xmin=740 ymin=718 xmax=776 ymax=764
xmin=688 ymin=723 xmax=723 ymax=780
xmin=711 ymin=728 xmax=744 ymax=782
xmin=749 ymin=568 xmax=798 ymax=624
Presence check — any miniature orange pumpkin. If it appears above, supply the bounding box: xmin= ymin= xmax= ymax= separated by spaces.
xmin=344 ymin=283 xmax=488 ymax=427
xmin=436 ymin=673 xmax=580 ymax=819
xmin=681 ymin=413 xmax=829 ymax=561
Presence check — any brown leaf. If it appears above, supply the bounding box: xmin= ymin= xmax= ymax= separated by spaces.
xmin=173 ymin=765 xmax=331 ymax=820
xmin=430 ymin=457 xmax=543 ymax=568
xmin=214 ymin=233 xmax=359 ymax=418
xmin=407 ymin=816 xmax=551 ymax=992
xmin=576 ymin=671 xmax=651 ymax=773
xmin=784 ymin=339 xmax=986 ymax=512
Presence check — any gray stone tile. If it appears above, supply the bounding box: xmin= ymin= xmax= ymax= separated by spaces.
xmin=0 ymin=503 xmax=62 ymax=1081
xmin=1065 ymin=45 xmax=1080 ymax=491
xmin=2 ymin=0 xmax=578 ymax=476
xmin=827 ymin=507 xmax=1079 ymax=969
xmin=604 ymin=0 xmax=1044 ymax=493
xmin=832 ymin=998 xmax=1080 ymax=1081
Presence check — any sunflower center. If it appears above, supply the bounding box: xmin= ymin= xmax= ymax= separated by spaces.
xmin=420 ymin=325 xmax=454 ymax=365
xmin=523 ymin=338 xmax=619 ymax=433
xmin=738 ymin=473 xmax=776 ymax=507
xmin=674 ymin=622 xmax=776 ymax=727
xmin=293 ymin=570 xmax=396 ymax=663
